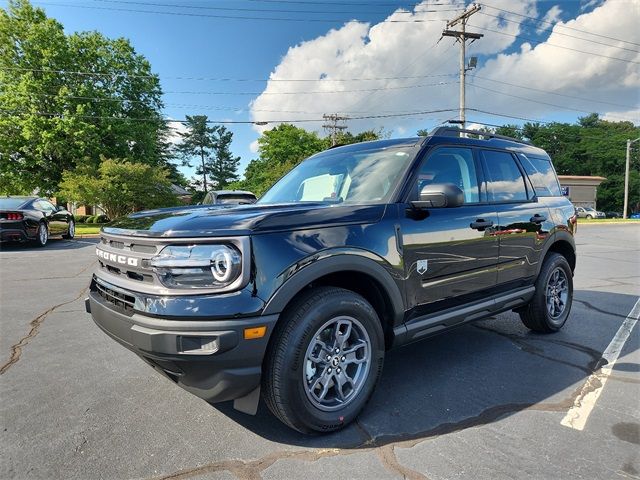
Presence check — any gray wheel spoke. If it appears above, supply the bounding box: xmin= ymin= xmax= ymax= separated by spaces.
xmin=335 ymin=372 xmax=354 ymax=401
xmin=334 ymin=319 xmax=352 ymax=349
xmin=343 ymin=341 xmax=367 ymax=364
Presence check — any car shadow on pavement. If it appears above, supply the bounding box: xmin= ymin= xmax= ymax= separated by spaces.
xmin=213 ymin=290 xmax=639 ymax=450
xmin=0 ymin=238 xmax=98 ymax=251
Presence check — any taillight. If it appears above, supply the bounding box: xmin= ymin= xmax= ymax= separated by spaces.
xmin=6 ymin=212 xmax=23 ymax=220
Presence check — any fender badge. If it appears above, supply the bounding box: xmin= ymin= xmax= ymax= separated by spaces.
xmin=417 ymin=259 xmax=428 ymax=275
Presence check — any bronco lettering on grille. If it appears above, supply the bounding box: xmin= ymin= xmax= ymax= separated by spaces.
xmin=96 ymin=248 xmax=139 ymax=267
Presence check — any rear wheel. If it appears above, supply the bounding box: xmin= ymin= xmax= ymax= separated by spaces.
xmin=33 ymin=222 xmax=48 ymax=247
xmin=63 ymin=219 xmax=75 ymax=239
xmin=263 ymin=286 xmax=384 ymax=434
xmin=520 ymin=253 xmax=573 ymax=333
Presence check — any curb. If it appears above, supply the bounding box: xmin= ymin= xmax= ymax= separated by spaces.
xmin=578 ymin=221 xmax=640 ymax=226
xmin=75 ymin=234 xmax=101 ymax=238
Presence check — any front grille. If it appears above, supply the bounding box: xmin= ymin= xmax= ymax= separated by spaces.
xmin=95 ymin=281 xmax=135 ymax=311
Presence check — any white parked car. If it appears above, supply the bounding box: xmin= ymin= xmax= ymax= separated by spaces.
xmin=575 ymin=206 xmax=605 ymax=219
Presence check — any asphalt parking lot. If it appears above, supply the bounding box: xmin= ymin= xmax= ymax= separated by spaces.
xmin=1 ymin=225 xmax=639 ymax=480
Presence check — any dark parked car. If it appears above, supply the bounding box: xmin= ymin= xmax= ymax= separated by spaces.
xmin=86 ymin=128 xmax=577 ymax=433
xmin=604 ymin=211 xmax=622 ymax=218
xmin=0 ymin=196 xmax=75 ymax=247
xmin=202 ymin=190 xmax=256 ymax=205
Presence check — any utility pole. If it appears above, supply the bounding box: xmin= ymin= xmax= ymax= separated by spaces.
xmin=623 ymin=137 xmax=640 ymax=219
xmin=322 ymin=114 xmax=349 ymax=146
xmin=442 ymin=4 xmax=483 ymax=129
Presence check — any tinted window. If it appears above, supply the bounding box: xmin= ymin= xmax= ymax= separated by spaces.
xmin=416 ymin=147 xmax=480 ymax=203
xmin=518 ymin=154 xmax=562 ymax=197
xmin=0 ymin=198 xmax=30 ymax=209
xmin=259 ymin=145 xmax=415 ymax=204
xmin=481 ymin=150 xmax=529 ymax=202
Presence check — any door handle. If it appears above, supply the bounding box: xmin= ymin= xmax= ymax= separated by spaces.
xmin=470 ymin=219 xmax=494 ymax=230
xmin=530 ymin=214 xmax=547 ymax=224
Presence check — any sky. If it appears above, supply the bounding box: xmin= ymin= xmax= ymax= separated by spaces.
xmin=3 ymin=0 xmax=639 ymax=181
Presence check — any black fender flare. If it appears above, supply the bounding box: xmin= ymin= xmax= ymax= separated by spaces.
xmin=261 ymin=253 xmax=405 ymax=324
xmin=536 ymin=229 xmax=576 ymax=276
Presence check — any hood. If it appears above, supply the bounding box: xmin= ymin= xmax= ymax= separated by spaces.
xmin=103 ymin=202 xmax=386 ymax=238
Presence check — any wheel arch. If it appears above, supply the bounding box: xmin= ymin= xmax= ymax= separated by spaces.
xmin=540 ymin=231 xmax=576 ymax=275
xmin=262 ymin=254 xmax=405 ymax=349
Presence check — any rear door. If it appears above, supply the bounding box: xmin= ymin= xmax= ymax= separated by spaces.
xmin=400 ymin=146 xmax=499 ymax=316
xmin=479 ymin=150 xmax=551 ymax=288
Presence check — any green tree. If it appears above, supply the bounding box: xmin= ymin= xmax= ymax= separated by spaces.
xmin=209 ymin=125 xmax=240 ymax=189
xmin=0 ymin=0 xmax=168 ymax=195
xmin=59 ymin=159 xmax=177 ymax=220
xmin=232 ymin=124 xmax=382 ymax=197
xmin=175 ymin=115 xmax=216 ymax=193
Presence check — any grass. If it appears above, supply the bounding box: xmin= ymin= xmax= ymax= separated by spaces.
xmin=578 ymin=218 xmax=640 ymax=223
xmin=75 ymin=223 xmax=106 ymax=235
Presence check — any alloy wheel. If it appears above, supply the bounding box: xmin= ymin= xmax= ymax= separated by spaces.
xmin=303 ymin=316 xmax=371 ymax=412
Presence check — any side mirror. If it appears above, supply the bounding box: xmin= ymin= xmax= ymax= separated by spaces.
xmin=411 ymin=183 xmax=464 ymax=209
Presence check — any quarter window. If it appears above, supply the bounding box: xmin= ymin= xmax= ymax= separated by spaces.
xmin=518 ymin=154 xmax=562 ymax=197
xmin=416 ymin=147 xmax=480 ymax=203
xmin=481 ymin=151 xmax=529 ymax=202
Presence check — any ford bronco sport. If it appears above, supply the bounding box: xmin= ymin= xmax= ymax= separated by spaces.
xmin=86 ymin=127 xmax=577 ymax=434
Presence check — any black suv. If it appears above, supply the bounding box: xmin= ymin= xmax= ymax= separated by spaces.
xmin=86 ymin=127 xmax=577 ymax=434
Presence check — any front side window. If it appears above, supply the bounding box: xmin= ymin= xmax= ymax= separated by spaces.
xmin=481 ymin=150 xmax=529 ymax=202
xmin=33 ymin=200 xmax=55 ymax=212
xmin=415 ymin=147 xmax=480 ymax=203
xmin=259 ymin=145 xmax=415 ymax=204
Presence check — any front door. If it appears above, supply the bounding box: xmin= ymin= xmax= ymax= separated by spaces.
xmin=400 ymin=146 xmax=499 ymax=318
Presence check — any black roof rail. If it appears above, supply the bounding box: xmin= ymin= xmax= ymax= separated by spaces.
xmin=429 ymin=126 xmax=532 ymax=146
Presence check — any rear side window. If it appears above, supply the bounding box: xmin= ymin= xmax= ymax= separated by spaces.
xmin=480 ymin=150 xmax=529 ymax=202
xmin=518 ymin=154 xmax=562 ymax=197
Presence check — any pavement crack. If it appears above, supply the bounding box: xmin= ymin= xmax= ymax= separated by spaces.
xmin=472 ymin=323 xmax=602 ymax=373
xmin=154 ymin=449 xmax=342 ymax=480
xmin=574 ymin=298 xmax=630 ymax=320
xmin=377 ymin=444 xmax=428 ymax=480
xmin=0 ymin=286 xmax=89 ymax=375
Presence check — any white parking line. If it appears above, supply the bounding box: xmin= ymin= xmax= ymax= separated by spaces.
xmin=561 ymin=297 xmax=640 ymax=431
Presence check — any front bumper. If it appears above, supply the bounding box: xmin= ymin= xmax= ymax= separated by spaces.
xmin=87 ymin=290 xmax=278 ymax=404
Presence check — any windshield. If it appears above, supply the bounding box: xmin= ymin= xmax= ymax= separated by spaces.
xmin=259 ymin=145 xmax=415 ymax=204
xmin=0 ymin=198 xmax=30 ymax=209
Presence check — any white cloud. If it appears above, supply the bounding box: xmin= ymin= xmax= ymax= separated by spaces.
xmin=249 ymin=0 xmax=638 ymax=147
xmin=250 ymin=0 xmax=537 ymax=136
xmin=165 ymin=120 xmax=188 ymax=145
xmin=536 ymin=5 xmax=562 ymax=33
xmin=249 ymin=139 xmax=259 ymax=153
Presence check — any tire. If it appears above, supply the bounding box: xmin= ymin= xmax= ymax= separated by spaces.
xmin=63 ymin=219 xmax=75 ymax=239
xmin=586 ymin=214 xmax=593 ymax=219
xmin=33 ymin=222 xmax=48 ymax=247
xmin=263 ymin=286 xmax=385 ymax=434
xmin=519 ymin=253 xmax=573 ymax=333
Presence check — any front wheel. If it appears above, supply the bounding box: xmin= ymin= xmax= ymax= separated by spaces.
xmin=519 ymin=253 xmax=573 ymax=333
xmin=586 ymin=214 xmax=593 ymax=219
xmin=63 ymin=219 xmax=75 ymax=239
xmin=263 ymin=286 xmax=384 ymax=434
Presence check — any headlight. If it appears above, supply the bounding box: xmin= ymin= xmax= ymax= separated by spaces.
xmin=149 ymin=244 xmax=242 ymax=289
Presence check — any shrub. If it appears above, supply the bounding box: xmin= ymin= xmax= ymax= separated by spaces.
xmin=95 ymin=215 xmax=109 ymax=223
xmin=74 ymin=215 xmax=89 ymax=223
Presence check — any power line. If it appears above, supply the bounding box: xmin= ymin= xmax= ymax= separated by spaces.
xmin=0 ymin=66 xmax=459 ymax=83
xmin=466 ymin=108 xmax=551 ymax=125
xmin=0 ymin=107 xmax=460 ymax=124
xmin=247 ymin=0 xmax=450 ymax=7
xmin=469 ymin=84 xmax=637 ymax=123
xmin=477 ymin=11 xmax=640 ymax=53
xmin=479 ymin=3 xmax=640 ymax=47
xmin=89 ymin=0 xmax=459 ymax=16
xmin=468 ymin=75 xmax=631 ymax=109
xmin=31 ymin=1 xmax=453 ymax=23
xmin=468 ymin=24 xmax=640 ymax=65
